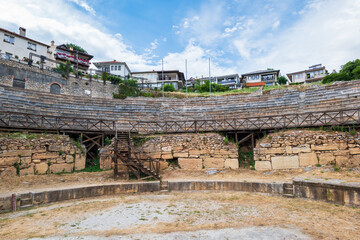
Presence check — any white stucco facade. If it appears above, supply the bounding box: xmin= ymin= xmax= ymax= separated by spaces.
xmin=0 ymin=28 xmax=49 ymax=62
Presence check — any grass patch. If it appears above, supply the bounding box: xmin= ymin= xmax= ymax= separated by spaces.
xmin=132 ymin=135 xmax=153 ymax=147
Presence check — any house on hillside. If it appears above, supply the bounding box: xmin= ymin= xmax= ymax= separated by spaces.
xmin=196 ymin=74 xmax=244 ymax=89
xmin=132 ymin=70 xmax=185 ymax=90
xmin=241 ymin=69 xmax=280 ymax=87
xmin=48 ymin=42 xmax=93 ymax=71
xmin=92 ymin=60 xmax=131 ymax=79
xmin=0 ymin=27 xmax=50 ymax=63
xmin=287 ymin=64 xmax=327 ymax=84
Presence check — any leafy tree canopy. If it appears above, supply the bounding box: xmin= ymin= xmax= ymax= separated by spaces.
xmin=65 ymin=43 xmax=88 ymax=54
xmin=322 ymin=59 xmax=360 ymax=84
xmin=194 ymin=80 xmax=230 ymax=93
xmin=113 ymin=79 xmax=140 ymax=99
xmin=277 ymin=76 xmax=288 ymax=85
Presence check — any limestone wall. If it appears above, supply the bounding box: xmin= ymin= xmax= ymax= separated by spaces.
xmin=0 ymin=60 xmax=118 ymax=99
xmin=0 ymin=133 xmax=86 ymax=177
xmin=254 ymin=130 xmax=360 ymax=170
xmin=100 ymin=133 xmax=239 ymax=170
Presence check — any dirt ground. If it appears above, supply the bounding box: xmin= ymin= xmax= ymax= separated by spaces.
xmin=0 ymin=191 xmax=359 ymax=239
xmin=1 ymin=166 xmax=360 ymax=196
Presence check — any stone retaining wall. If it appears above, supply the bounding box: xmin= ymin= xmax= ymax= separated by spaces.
xmin=254 ymin=130 xmax=360 ymax=170
xmin=0 ymin=133 xmax=86 ymax=177
xmin=1 ymin=178 xmax=358 ymax=212
xmin=0 ymin=60 xmax=118 ymax=98
xmin=100 ymin=133 xmax=239 ymax=170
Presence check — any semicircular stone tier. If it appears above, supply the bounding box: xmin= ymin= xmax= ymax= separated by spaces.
xmin=1 ymin=80 xmax=360 ymax=133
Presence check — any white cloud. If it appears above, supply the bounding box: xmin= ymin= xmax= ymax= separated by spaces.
xmin=162 ymin=40 xmax=236 ymax=78
xmin=0 ymin=0 xmax=153 ymax=71
xmin=246 ymin=0 xmax=360 ymax=74
xmin=69 ymin=0 xmax=96 ymax=16
xmin=272 ymin=20 xmax=280 ymax=30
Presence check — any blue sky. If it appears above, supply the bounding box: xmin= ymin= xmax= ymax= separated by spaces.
xmin=1 ymin=0 xmax=360 ymax=78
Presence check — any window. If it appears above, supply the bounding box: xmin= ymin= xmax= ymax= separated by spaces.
xmin=252 ymin=76 xmax=255 ymax=80
xmin=27 ymin=42 xmax=36 ymax=51
xmin=299 ymin=73 xmax=303 ymax=78
xmin=111 ymin=66 xmax=114 ymax=71
xmin=4 ymin=34 xmax=14 ymax=44
xmin=114 ymin=66 xmax=117 ymax=71
xmin=5 ymin=52 xmax=12 ymax=60
xmin=256 ymin=75 xmax=259 ymax=79
xmin=50 ymin=83 xmax=61 ymax=94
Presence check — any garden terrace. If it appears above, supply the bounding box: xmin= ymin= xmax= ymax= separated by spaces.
xmin=1 ymin=80 xmax=360 ymax=134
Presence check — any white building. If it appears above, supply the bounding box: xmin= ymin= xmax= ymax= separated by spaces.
xmin=241 ymin=69 xmax=280 ymax=87
xmin=0 ymin=27 xmax=49 ymax=62
xmin=132 ymin=70 xmax=185 ymax=90
xmin=93 ymin=60 xmax=131 ymax=78
xmin=195 ymin=74 xmax=243 ymax=89
xmin=287 ymin=64 xmax=327 ymax=84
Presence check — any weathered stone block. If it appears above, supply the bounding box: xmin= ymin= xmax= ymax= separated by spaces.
xmin=149 ymin=153 xmax=161 ymax=159
xmin=263 ymin=148 xmax=285 ymax=155
xmin=292 ymin=147 xmax=311 ymax=154
xmin=65 ymin=155 xmax=74 ymax=163
xmin=0 ymin=150 xmax=32 ymax=157
xmin=20 ymin=166 xmax=34 ymax=176
xmin=178 ymin=158 xmax=203 ymax=170
xmin=349 ymin=148 xmax=360 ymax=155
xmin=299 ymin=152 xmax=317 ymax=166
xmin=48 ymin=145 xmax=64 ymax=152
xmin=335 ymin=156 xmax=350 ymax=167
xmin=35 ymin=163 xmax=48 ymax=174
xmin=285 ymin=146 xmax=292 ymax=154
xmin=224 ymin=159 xmax=239 ymax=169
xmin=100 ymin=155 xmax=112 ymax=170
xmin=255 ymin=161 xmax=272 ymax=170
xmin=161 ymin=154 xmax=173 ymax=160
xmin=311 ymin=145 xmax=338 ymax=151
xmin=0 ymin=157 xmax=19 ymax=166
xmin=32 ymin=152 xmax=59 ymax=160
xmin=271 ymin=156 xmax=299 ymax=169
xmin=203 ymin=158 xmax=224 ymax=169
xmin=159 ymin=161 xmax=169 ymax=170
xmin=318 ymin=153 xmax=335 ymax=165
xmin=189 ymin=150 xmax=202 ymax=155
xmin=0 ymin=166 xmax=17 ymax=177
xmin=173 ymin=152 xmax=189 ymax=158
xmin=75 ymin=154 xmax=85 ymax=171
xmin=333 ymin=150 xmax=349 ymax=156
xmin=50 ymin=163 xmax=73 ymax=173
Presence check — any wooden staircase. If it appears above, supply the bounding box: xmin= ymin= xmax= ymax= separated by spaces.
xmin=113 ymin=132 xmax=161 ymax=181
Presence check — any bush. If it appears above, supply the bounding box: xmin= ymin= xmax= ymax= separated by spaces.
xmin=322 ymin=72 xmax=351 ymax=84
xmin=322 ymin=59 xmax=360 ymax=84
xmin=113 ymin=79 xmax=140 ymax=99
xmin=194 ymin=80 xmax=230 ymax=93
xmin=163 ymin=84 xmax=175 ymax=92
xmin=277 ymin=76 xmax=287 ymax=85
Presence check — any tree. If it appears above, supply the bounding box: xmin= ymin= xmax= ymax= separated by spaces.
xmin=65 ymin=43 xmax=88 ymax=54
xmin=277 ymin=76 xmax=288 ymax=85
xmin=322 ymin=59 xmax=360 ymax=84
xmin=113 ymin=79 xmax=140 ymax=99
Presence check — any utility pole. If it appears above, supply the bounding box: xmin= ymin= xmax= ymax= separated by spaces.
xmin=76 ymin=51 xmax=79 ymax=78
xmin=209 ymin=57 xmax=211 ymax=96
xmin=185 ymin=59 xmax=188 ymax=98
xmin=162 ymin=59 xmax=164 ymax=98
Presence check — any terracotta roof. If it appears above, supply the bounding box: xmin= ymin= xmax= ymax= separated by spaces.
xmin=0 ymin=27 xmax=50 ymax=47
xmin=246 ymin=82 xmax=265 ymax=87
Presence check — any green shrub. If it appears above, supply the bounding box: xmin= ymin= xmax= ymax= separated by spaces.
xmin=224 ymin=136 xmax=229 ymax=145
xmin=163 ymin=84 xmax=176 ymax=92
xmin=113 ymin=79 xmax=141 ymax=99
